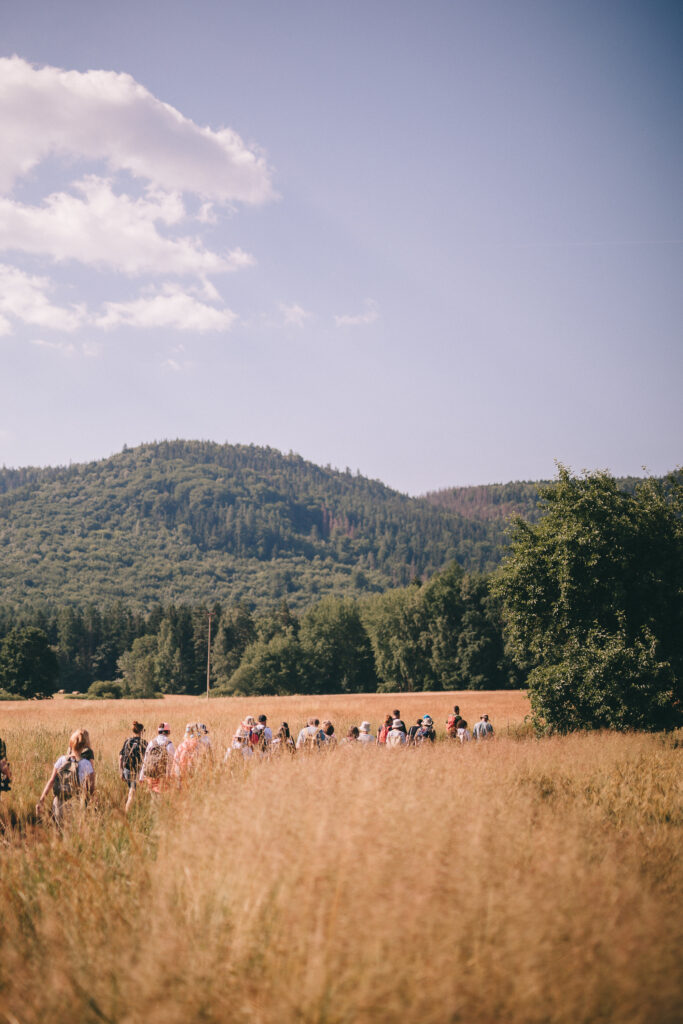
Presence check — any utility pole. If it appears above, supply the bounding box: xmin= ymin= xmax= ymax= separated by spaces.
xmin=206 ymin=610 xmax=213 ymax=699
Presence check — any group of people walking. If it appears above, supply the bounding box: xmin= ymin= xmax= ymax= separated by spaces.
xmin=0 ymin=705 xmax=494 ymax=822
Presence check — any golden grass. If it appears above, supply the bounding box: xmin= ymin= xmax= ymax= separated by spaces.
xmin=0 ymin=692 xmax=681 ymax=1024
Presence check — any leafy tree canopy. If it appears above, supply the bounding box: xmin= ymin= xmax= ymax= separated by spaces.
xmin=0 ymin=626 xmax=59 ymax=699
xmin=494 ymin=467 xmax=683 ymax=731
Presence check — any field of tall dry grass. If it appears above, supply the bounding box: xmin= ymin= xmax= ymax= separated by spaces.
xmin=0 ymin=692 xmax=681 ymax=1024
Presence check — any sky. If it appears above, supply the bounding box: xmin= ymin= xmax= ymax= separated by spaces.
xmin=0 ymin=0 xmax=680 ymax=495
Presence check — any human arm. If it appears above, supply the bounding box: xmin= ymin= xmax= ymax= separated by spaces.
xmin=36 ymin=762 xmax=60 ymax=811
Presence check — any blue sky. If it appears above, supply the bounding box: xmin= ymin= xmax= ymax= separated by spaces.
xmin=0 ymin=0 xmax=680 ymax=494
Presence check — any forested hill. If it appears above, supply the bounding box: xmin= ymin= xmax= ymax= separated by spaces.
xmin=0 ymin=440 xmax=508 ymax=609
xmin=0 ymin=442 xmax=656 ymax=610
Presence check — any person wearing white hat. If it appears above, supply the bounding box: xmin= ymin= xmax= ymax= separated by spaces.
xmin=224 ymin=727 xmax=254 ymax=762
xmin=357 ymin=722 xmax=374 ymax=746
xmin=386 ymin=719 xmax=407 ymax=747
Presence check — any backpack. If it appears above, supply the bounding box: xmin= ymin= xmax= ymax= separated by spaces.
xmin=53 ymin=756 xmax=81 ymax=802
xmin=145 ymin=739 xmax=170 ymax=779
xmin=446 ymin=714 xmax=457 ymax=736
xmin=121 ymin=736 xmax=145 ymax=773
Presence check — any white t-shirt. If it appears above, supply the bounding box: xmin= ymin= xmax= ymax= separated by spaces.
xmin=386 ymin=729 xmax=407 ymax=747
xmin=54 ymin=755 xmax=93 ymax=786
xmin=357 ymin=732 xmax=374 ymax=745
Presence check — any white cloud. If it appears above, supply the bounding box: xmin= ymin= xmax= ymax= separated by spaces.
xmin=0 ymin=176 xmax=255 ymax=276
xmin=95 ymin=283 xmax=237 ymax=332
xmin=0 ymin=56 xmax=274 ymax=203
xmin=334 ymin=299 xmax=379 ymax=327
xmin=280 ymin=303 xmax=312 ymax=327
xmin=0 ymin=263 xmax=84 ymax=332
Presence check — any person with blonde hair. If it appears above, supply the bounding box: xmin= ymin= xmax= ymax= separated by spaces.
xmin=36 ymin=728 xmax=95 ymax=823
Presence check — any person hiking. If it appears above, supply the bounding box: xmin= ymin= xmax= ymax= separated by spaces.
xmin=271 ymin=722 xmax=296 ymax=754
xmin=140 ymin=722 xmax=175 ymax=793
xmin=119 ymin=721 xmax=147 ymax=813
xmin=357 ymin=722 xmax=375 ymax=746
xmin=386 ymin=718 xmax=407 ymax=747
xmin=172 ymin=723 xmax=204 ymax=786
xmin=392 ymin=709 xmax=407 ymax=734
xmin=224 ymin=727 xmax=253 ymax=762
xmin=407 ymin=717 xmax=423 ymax=746
xmin=197 ymin=722 xmax=213 ymax=756
xmin=0 ymin=735 xmax=11 ymax=796
xmin=341 ymin=726 xmax=360 ymax=745
xmin=473 ymin=714 xmax=494 ymax=740
xmin=36 ymin=728 xmax=95 ymax=823
xmin=256 ymin=715 xmax=273 ymax=750
xmin=446 ymin=705 xmax=463 ymax=739
xmin=456 ymin=719 xmax=471 ymax=743
xmin=415 ymin=715 xmax=436 ymax=744
xmin=296 ymin=717 xmax=324 ymax=749
xmin=377 ymin=715 xmax=393 ymax=745
xmin=321 ymin=720 xmax=337 ymax=747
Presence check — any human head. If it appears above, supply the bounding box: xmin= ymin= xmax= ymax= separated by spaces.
xmin=258 ymin=714 xmax=267 ymax=724
xmin=453 ymin=705 xmax=460 ymax=714
xmin=68 ymin=729 xmax=89 ymax=755
xmin=308 ymin=717 xmax=319 ymax=727
xmin=278 ymin=722 xmax=291 ymax=739
xmin=384 ymin=714 xmax=393 ymax=727
xmin=391 ymin=719 xmax=402 ymax=730
xmin=158 ymin=722 xmax=171 ymax=735
xmin=185 ymin=722 xmax=197 ymax=736
xmin=359 ymin=721 xmax=371 ymax=734
xmin=459 ymin=720 xmax=468 ymax=730
xmin=347 ymin=726 xmax=359 ymax=739
xmin=132 ymin=721 xmax=144 ymax=735
xmin=483 ymin=714 xmax=489 ymax=722
xmin=422 ymin=715 xmax=433 ymax=727
xmin=322 ymin=720 xmax=334 ymax=736
xmin=416 ymin=717 xmax=423 ymax=725
xmin=243 ymin=715 xmax=256 ymax=728
xmin=392 ymin=709 xmax=401 ymax=719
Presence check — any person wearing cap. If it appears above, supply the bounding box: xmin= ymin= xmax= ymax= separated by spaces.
xmin=357 ymin=722 xmax=374 ymax=746
xmin=254 ymin=714 xmax=273 ymax=753
xmin=473 ymin=714 xmax=494 ymax=740
xmin=415 ymin=715 xmax=436 ymax=744
xmin=386 ymin=719 xmax=407 ymax=747
xmin=139 ymin=722 xmax=175 ymax=793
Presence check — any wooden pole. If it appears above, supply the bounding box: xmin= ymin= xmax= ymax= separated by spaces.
xmin=206 ymin=610 xmax=213 ymax=699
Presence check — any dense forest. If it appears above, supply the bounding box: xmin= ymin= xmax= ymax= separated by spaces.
xmin=0 ymin=440 xmax=532 ymax=610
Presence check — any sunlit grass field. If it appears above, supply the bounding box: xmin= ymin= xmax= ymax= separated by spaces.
xmin=1 ymin=691 xmax=681 ymax=1024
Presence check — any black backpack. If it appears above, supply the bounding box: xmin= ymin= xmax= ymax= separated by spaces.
xmin=53 ymin=756 xmax=80 ymax=802
xmin=121 ymin=736 xmax=146 ymax=773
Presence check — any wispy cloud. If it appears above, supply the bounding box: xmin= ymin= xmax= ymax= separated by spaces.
xmin=0 ymin=177 xmax=255 ymax=277
xmin=0 ymin=264 xmax=84 ymax=333
xmin=280 ymin=303 xmax=312 ymax=327
xmin=334 ymin=299 xmax=379 ymax=327
xmin=95 ymin=283 xmax=237 ymax=332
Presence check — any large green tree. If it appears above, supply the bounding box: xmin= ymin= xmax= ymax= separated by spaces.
xmin=0 ymin=626 xmax=59 ymax=699
xmin=494 ymin=467 xmax=683 ymax=731
xmin=299 ymin=596 xmax=377 ymax=693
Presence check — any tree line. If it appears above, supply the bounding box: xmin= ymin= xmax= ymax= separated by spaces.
xmin=0 ymin=561 xmax=520 ymax=699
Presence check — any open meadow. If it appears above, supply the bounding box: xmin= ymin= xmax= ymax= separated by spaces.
xmin=1 ymin=692 xmax=681 ymax=1024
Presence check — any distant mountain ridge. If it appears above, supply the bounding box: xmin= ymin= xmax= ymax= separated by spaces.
xmin=0 ymin=441 xmax=656 ymax=609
